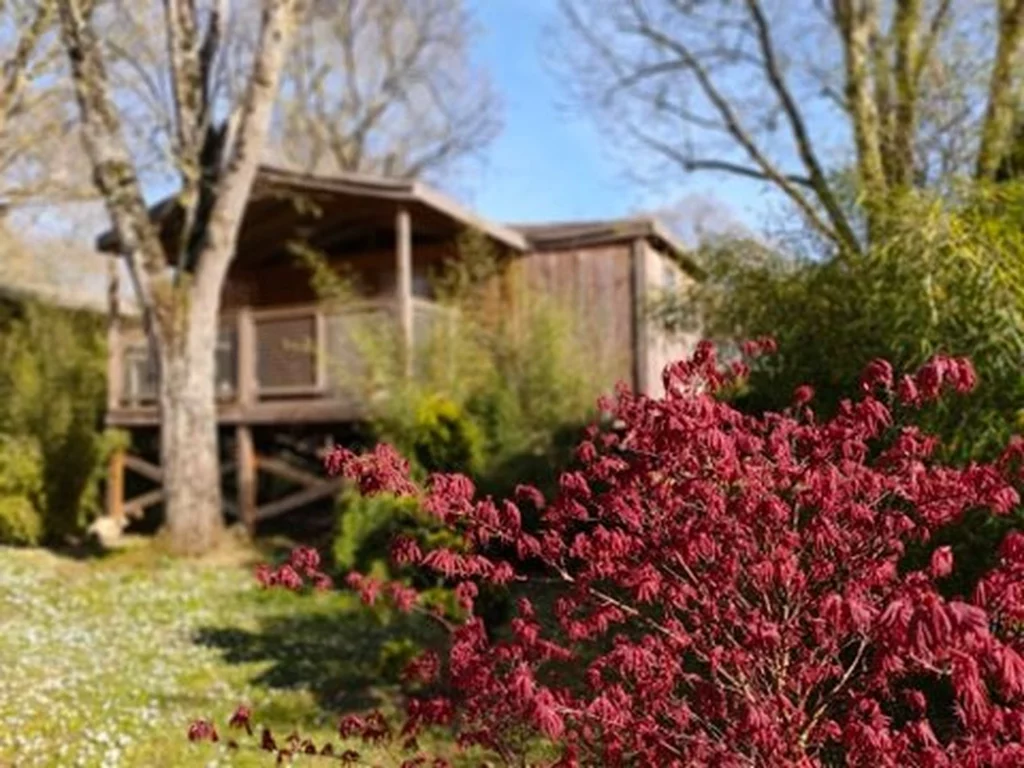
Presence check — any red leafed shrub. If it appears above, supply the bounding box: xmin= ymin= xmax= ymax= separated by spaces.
xmin=201 ymin=341 xmax=1024 ymax=767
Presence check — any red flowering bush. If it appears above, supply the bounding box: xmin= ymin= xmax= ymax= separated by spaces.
xmin=195 ymin=341 xmax=1024 ymax=766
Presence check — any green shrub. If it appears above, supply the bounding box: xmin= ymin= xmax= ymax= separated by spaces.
xmin=0 ymin=435 xmax=43 ymax=545
xmin=0 ymin=495 xmax=42 ymax=546
xmin=0 ymin=301 xmax=115 ymax=541
xmin=313 ymin=231 xmax=603 ymax=628
xmin=333 ymin=489 xmax=421 ymax=576
xmin=333 ymin=487 xmax=464 ymax=578
xmin=410 ymin=395 xmax=484 ymax=475
xmin=656 ymin=182 xmax=1024 ymax=464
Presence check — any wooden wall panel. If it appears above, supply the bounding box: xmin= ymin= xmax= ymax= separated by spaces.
xmin=506 ymin=244 xmax=635 ymax=392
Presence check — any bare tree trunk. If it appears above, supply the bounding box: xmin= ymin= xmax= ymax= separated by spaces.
xmin=159 ymin=312 xmax=223 ymax=554
xmin=835 ymin=0 xmax=888 ymax=212
xmin=977 ymin=0 xmax=1024 ymax=180
xmin=57 ymin=0 xmax=300 ymax=554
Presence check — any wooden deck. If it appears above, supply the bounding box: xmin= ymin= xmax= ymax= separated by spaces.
xmin=104 ymin=296 xmax=454 ymax=530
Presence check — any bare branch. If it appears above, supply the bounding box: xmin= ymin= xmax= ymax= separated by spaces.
xmin=634 ymin=133 xmax=814 ymax=187
xmin=191 ymin=0 xmax=301 ymax=317
xmin=56 ymin=0 xmax=164 ymax=316
xmin=0 ymin=0 xmax=55 ymax=133
xmin=914 ymin=0 xmax=953 ymax=85
xmin=744 ymin=0 xmax=861 ymax=251
xmin=618 ymin=2 xmax=851 ymax=250
xmin=274 ymin=0 xmax=499 ymax=181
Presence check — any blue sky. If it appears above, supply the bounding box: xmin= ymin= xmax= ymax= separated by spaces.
xmin=463 ymin=0 xmax=776 ymax=233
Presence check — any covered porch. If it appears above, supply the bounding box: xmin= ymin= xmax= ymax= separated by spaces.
xmin=99 ymin=164 xmax=527 ymax=532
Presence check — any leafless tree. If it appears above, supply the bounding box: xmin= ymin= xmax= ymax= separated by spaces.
xmin=271 ymin=0 xmax=500 ymax=181
xmin=555 ymin=0 xmax=1024 ymax=254
xmin=56 ymin=0 xmax=303 ymax=554
xmin=0 ymin=0 xmax=95 ymax=206
xmin=647 ymin=191 xmax=751 ymax=247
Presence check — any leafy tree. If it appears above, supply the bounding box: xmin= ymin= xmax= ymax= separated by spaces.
xmin=654 ymin=182 xmax=1024 ymax=464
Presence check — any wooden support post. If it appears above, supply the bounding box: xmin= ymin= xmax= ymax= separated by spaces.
xmin=106 ymin=256 xmax=122 ymax=411
xmin=237 ymin=306 xmax=256 ymax=405
xmin=236 ymin=425 xmax=256 ymax=534
xmin=107 ymin=447 xmax=125 ymax=524
xmin=395 ymin=207 xmax=413 ymax=375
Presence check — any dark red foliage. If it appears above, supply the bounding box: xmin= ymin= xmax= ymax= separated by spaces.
xmin=187 ymin=719 xmax=218 ymax=743
xmin=199 ymin=343 xmax=1024 ymax=766
xmin=228 ymin=705 xmax=253 ymax=735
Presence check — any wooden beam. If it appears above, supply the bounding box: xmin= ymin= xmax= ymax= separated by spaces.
xmin=256 ymin=454 xmax=322 ymax=487
xmin=123 ymin=454 xmax=163 ymax=483
xmin=396 ymin=207 xmax=413 ymax=375
xmin=123 ymin=488 xmax=165 ymax=519
xmin=106 ymin=397 xmax=365 ymax=428
xmin=255 ymin=478 xmax=344 ymax=522
xmin=315 ymin=308 xmax=327 ymax=391
xmin=106 ymin=256 xmax=123 ymax=411
xmin=106 ymin=447 xmax=125 ymax=523
xmin=237 ymin=306 xmax=256 ymax=407
xmin=236 ymin=425 xmax=257 ymax=534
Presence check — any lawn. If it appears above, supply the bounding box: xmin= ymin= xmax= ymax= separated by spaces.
xmin=0 ymin=538 xmax=454 ymax=767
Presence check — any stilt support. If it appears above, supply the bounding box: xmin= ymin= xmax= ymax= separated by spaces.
xmin=237 ymin=425 xmax=257 ymax=534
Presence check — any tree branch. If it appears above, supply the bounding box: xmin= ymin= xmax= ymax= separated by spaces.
xmin=619 ymin=2 xmax=852 ymax=252
xmin=636 ymin=137 xmax=814 ymax=187
xmin=163 ymin=0 xmax=204 ymax=270
xmin=56 ymin=0 xmax=165 ymax=323
xmin=913 ymin=0 xmax=952 ymax=85
xmin=191 ymin=0 xmax=300 ymax=319
xmin=891 ymin=0 xmax=923 ymax=188
xmin=744 ymin=0 xmax=862 ymax=251
xmin=0 ymin=0 xmax=56 ymax=137
xmin=832 ymin=0 xmax=889 ymax=228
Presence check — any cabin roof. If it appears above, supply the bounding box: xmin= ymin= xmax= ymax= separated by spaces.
xmin=96 ymin=164 xmax=529 ymax=256
xmin=509 ymin=217 xmax=701 ymax=276
xmin=95 ymin=165 xmax=699 ymax=275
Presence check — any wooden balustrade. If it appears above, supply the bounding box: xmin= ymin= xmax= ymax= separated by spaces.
xmin=107 ymin=298 xmax=456 ymax=417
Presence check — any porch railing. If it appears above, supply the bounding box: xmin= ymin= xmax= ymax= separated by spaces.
xmin=113 ymin=298 xmax=456 ymax=408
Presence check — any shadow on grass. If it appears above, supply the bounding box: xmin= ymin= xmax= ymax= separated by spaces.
xmin=194 ymin=604 xmax=441 ymax=715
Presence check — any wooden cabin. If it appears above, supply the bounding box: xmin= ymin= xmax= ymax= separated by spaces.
xmin=98 ymin=165 xmax=700 ymax=531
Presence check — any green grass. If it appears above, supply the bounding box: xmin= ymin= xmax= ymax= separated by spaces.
xmin=0 ymin=539 xmax=457 ymax=767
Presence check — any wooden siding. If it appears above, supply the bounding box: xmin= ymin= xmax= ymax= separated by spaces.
xmin=507 ymin=244 xmax=635 ymax=392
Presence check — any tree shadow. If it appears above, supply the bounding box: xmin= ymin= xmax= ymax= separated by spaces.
xmin=194 ymin=604 xmax=440 ymax=715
